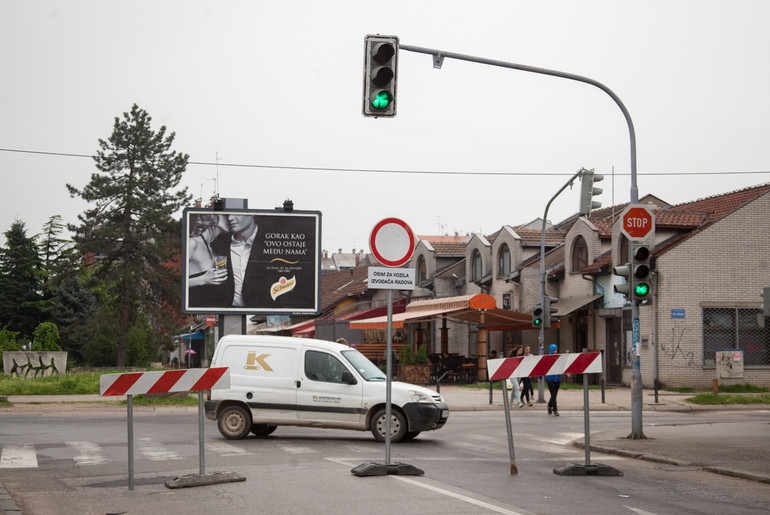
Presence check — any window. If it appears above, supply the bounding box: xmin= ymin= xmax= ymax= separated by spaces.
xmin=497 ymin=244 xmax=511 ymax=278
xmin=304 ymin=350 xmax=350 ymax=383
xmin=417 ymin=255 xmax=427 ymax=283
xmin=703 ymin=307 xmax=769 ymax=366
xmin=571 ymin=236 xmax=588 ymax=273
xmin=471 ymin=250 xmax=482 ymax=281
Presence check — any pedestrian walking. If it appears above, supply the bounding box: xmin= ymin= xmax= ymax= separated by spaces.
xmin=521 ymin=345 xmax=534 ymax=406
xmin=545 ymin=343 xmax=561 ymax=416
xmin=508 ymin=348 xmax=524 ymax=407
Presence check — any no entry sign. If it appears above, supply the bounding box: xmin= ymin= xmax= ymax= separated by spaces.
xmin=620 ymin=204 xmax=655 ymax=240
xmin=369 ymin=218 xmax=415 ymax=267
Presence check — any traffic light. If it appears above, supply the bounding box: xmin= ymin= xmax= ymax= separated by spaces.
xmin=543 ymin=296 xmax=558 ymax=328
xmin=363 ymin=35 xmax=399 ymax=117
xmin=532 ymin=303 xmax=543 ymax=328
xmin=579 ymin=168 xmax=604 ymax=215
xmin=613 ymin=262 xmax=632 ymax=300
xmin=631 ymin=244 xmax=652 ymax=303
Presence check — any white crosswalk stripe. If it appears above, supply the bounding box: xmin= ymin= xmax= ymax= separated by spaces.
xmin=207 ymin=441 xmax=255 ymax=457
xmin=0 ymin=444 xmax=38 ymax=469
xmin=66 ymin=441 xmax=107 ymax=466
xmin=137 ymin=437 xmax=182 ymax=460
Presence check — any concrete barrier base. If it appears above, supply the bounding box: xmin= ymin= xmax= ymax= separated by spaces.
xmin=165 ymin=470 xmax=245 ymax=489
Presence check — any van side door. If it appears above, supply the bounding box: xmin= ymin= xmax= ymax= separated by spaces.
xmin=297 ymin=349 xmax=364 ymax=427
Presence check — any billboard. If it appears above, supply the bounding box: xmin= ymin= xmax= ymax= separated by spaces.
xmin=182 ymin=208 xmax=321 ymax=315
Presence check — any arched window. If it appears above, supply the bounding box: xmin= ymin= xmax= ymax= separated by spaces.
xmin=417 ymin=255 xmax=427 ymax=283
xmin=497 ymin=244 xmax=511 ymax=278
xmin=571 ymin=236 xmax=588 ymax=273
xmin=471 ymin=250 xmax=483 ymax=281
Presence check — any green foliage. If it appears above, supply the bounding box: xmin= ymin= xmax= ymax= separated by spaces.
xmin=0 ymin=221 xmax=46 ymax=341
xmin=399 ymin=345 xmax=415 ymax=365
xmin=0 ymin=326 xmax=20 ymax=371
xmin=686 ymin=393 xmax=770 ymax=405
xmin=414 ymin=344 xmax=429 ymax=365
xmin=66 ymin=104 xmax=191 ymax=367
xmin=123 ymin=394 xmax=199 ymax=406
xmin=0 ymin=371 xmax=100 ymax=395
xmin=31 ymin=322 xmax=61 ymax=352
xmin=719 ymin=383 xmax=768 ymax=393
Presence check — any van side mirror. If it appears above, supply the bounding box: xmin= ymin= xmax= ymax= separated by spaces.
xmin=341 ymin=371 xmax=357 ymax=385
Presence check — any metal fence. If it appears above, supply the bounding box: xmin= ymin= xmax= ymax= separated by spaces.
xmin=703 ymin=307 xmax=769 ymax=367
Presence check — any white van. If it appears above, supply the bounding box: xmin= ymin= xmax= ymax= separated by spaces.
xmin=204 ymin=335 xmax=449 ymax=442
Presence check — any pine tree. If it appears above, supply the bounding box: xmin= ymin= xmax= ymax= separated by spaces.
xmin=0 ymin=220 xmax=45 ymax=341
xmin=67 ymin=104 xmax=191 ymax=367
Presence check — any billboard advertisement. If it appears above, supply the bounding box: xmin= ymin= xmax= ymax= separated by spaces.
xmin=182 ymin=208 xmax=321 ymax=315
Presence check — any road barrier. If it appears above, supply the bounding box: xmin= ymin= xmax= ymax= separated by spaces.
xmin=100 ymin=368 xmax=240 ymax=490
xmin=488 ymin=352 xmax=621 ymax=477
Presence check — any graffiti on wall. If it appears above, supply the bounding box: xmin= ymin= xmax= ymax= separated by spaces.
xmin=659 ymin=326 xmax=695 ymax=367
xmin=10 ymin=355 xmax=59 ymax=378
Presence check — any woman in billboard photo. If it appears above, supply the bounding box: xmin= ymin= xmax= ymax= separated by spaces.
xmin=187 ymin=214 xmax=230 ymax=307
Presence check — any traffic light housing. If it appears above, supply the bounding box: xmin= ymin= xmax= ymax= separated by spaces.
xmin=363 ymin=35 xmax=399 ymax=117
xmin=532 ymin=303 xmax=543 ymax=328
xmin=762 ymin=287 xmax=770 ymax=317
xmin=543 ymin=296 xmax=558 ymax=328
xmin=579 ymin=168 xmax=604 ymax=215
xmin=631 ymin=244 xmax=652 ymax=303
xmin=613 ymin=262 xmax=632 ymax=300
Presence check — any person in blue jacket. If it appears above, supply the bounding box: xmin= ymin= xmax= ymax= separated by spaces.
xmin=545 ymin=343 xmax=561 ymax=416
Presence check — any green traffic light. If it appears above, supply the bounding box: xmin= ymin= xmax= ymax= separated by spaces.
xmin=534 ymin=318 xmax=542 ymax=326
xmin=635 ymin=282 xmax=650 ymax=296
xmin=371 ymin=91 xmax=392 ymax=110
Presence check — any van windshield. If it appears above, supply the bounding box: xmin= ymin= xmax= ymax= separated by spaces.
xmin=341 ymin=350 xmax=387 ymax=381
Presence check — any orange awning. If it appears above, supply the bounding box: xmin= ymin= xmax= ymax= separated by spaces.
xmin=349 ymin=293 xmax=532 ymax=330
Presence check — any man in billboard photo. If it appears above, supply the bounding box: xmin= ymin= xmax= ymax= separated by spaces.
xmin=209 ymin=214 xmax=270 ymax=308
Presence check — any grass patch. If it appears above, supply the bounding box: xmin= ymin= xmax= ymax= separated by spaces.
xmin=686 ymin=393 xmax=770 ymax=405
xmin=719 ymin=383 xmax=768 ymax=394
xmin=0 ymin=371 xmax=101 ymax=395
xmin=121 ymin=394 xmax=200 ymax=407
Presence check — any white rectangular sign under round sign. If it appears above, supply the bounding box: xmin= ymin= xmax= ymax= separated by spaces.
xmin=368 ymin=266 xmax=415 ymax=290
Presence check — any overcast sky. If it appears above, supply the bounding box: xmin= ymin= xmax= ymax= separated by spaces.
xmin=2 ymin=1 xmax=769 ymax=254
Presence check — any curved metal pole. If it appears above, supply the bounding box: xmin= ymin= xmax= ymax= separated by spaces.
xmin=400 ymin=43 xmax=644 ymax=438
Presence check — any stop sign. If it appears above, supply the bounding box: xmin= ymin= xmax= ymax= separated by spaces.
xmin=620 ymin=204 xmax=655 ymax=240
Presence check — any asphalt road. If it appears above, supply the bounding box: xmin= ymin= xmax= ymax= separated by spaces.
xmin=1 ymin=408 xmax=768 ymax=514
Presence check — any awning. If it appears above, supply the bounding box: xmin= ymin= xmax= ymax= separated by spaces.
xmin=553 ymin=294 xmax=602 ymax=317
xmin=350 ymin=293 xmax=532 ymax=330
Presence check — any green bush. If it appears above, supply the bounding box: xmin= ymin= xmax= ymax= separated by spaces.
xmin=0 ymin=326 xmax=20 ymax=371
xmin=399 ymin=345 xmax=415 ymax=365
xmin=414 ymin=344 xmax=429 ymax=365
xmin=31 ymin=322 xmax=61 ymax=352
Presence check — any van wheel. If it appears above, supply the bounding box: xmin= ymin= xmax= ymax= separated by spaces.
xmin=370 ymin=408 xmax=407 ymax=443
xmin=251 ymin=424 xmax=277 ymax=437
xmin=218 ymin=405 xmax=252 ymax=439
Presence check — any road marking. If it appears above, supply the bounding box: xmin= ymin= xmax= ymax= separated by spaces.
xmin=207 ymin=441 xmax=254 ymax=457
xmin=66 ymin=441 xmax=107 ymax=466
xmin=137 ymin=438 xmax=181 ymax=460
xmin=278 ymin=444 xmax=316 ymax=454
xmin=393 ymin=476 xmax=527 ymax=515
xmin=0 ymin=445 xmax=38 ymax=469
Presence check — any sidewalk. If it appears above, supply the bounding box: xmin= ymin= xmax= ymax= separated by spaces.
xmin=2 ymin=386 xmax=769 ymax=484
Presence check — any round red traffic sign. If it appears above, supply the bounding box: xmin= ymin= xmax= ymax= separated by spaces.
xmin=205 ymin=315 xmax=217 ymax=327
xmin=620 ymin=205 xmax=655 ymax=240
xmin=369 ymin=218 xmax=415 ymax=267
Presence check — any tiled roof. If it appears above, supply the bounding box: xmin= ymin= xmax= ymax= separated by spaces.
xmin=431 ymin=241 xmax=468 ymax=256
xmin=320 ymin=266 xmax=371 ymax=312
xmin=513 ymin=228 xmax=567 ymax=245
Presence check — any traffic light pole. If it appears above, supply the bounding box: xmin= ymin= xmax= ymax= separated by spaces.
xmin=399 ymin=43 xmax=644 ymax=438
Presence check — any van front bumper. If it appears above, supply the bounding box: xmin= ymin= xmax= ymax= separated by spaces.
xmin=402 ymin=402 xmax=449 ymax=432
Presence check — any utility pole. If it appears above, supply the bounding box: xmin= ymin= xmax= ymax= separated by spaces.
xmin=398 ymin=43 xmax=644 ymax=438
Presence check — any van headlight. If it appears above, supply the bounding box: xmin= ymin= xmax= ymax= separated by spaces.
xmin=408 ymin=390 xmax=434 ymax=403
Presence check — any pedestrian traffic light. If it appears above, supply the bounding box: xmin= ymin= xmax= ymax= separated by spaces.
xmin=613 ymin=262 xmax=632 ymax=300
xmin=631 ymin=243 xmax=652 ymax=303
xmin=543 ymin=296 xmax=558 ymax=328
xmin=363 ymin=35 xmax=399 ymax=117
xmin=579 ymin=168 xmax=604 ymax=215
xmin=532 ymin=303 xmax=543 ymax=328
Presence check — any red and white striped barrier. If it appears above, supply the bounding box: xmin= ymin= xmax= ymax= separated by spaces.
xmin=100 ymin=367 xmax=230 ymax=396
xmin=488 ymin=352 xmax=601 ymax=381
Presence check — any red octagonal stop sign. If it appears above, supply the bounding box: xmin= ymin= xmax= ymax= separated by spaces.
xmin=620 ymin=204 xmax=655 ymax=240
